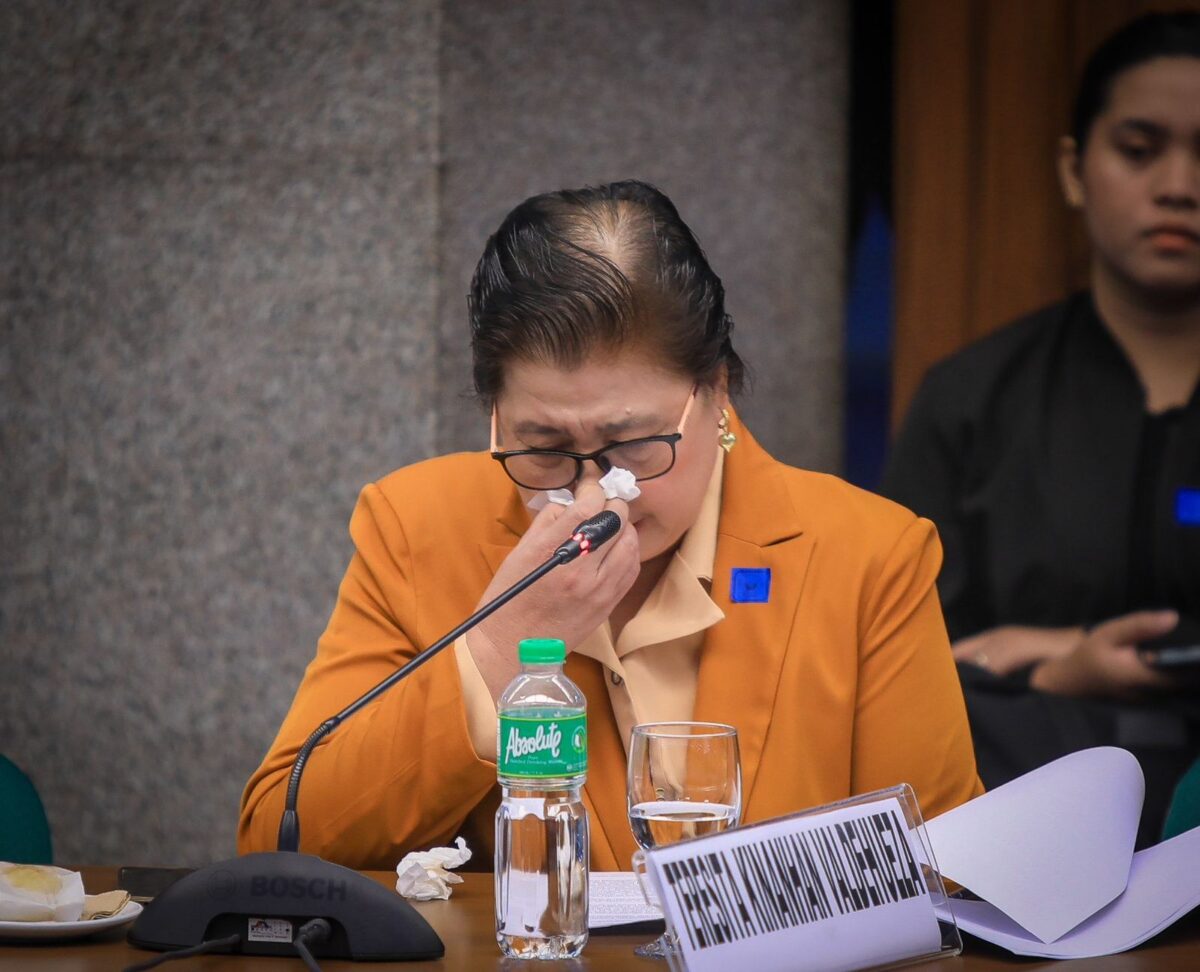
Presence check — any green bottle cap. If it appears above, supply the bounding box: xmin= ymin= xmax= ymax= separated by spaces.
xmin=518 ymin=638 xmax=566 ymax=664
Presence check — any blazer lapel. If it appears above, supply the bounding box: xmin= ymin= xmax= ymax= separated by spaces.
xmin=695 ymin=534 xmax=814 ymax=816
xmin=693 ymin=412 xmax=812 ymax=818
xmin=478 ymin=541 xmax=516 ymax=577
xmin=566 ymin=654 xmax=633 ymax=870
xmin=478 ymin=481 xmax=528 ymax=573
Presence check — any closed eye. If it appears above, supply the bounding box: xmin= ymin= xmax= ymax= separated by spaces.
xmin=1118 ymin=140 xmax=1157 ymax=163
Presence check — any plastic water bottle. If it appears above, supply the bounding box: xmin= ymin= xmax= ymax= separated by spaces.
xmin=495 ymin=638 xmax=589 ymax=959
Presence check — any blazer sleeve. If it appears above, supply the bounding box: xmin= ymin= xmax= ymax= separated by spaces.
xmin=851 ymin=516 xmax=985 ymax=817
xmin=238 ymin=483 xmax=496 ymax=868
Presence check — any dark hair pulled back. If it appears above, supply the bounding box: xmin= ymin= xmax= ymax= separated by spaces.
xmin=468 ymin=180 xmax=746 ymax=405
xmin=1072 ymin=11 xmax=1200 ymax=149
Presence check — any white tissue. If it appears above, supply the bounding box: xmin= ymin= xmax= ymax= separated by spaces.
xmin=394 ymin=837 xmax=472 ymax=901
xmin=527 ymin=488 xmax=576 ymax=511
xmin=525 ymin=466 xmax=640 ymax=510
xmin=0 ymin=863 xmax=85 ymax=922
xmin=599 ymin=466 xmax=640 ymax=501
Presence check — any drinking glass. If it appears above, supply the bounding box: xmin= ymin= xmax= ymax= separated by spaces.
xmin=626 ymin=721 xmax=741 ymax=959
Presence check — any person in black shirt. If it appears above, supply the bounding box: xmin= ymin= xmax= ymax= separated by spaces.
xmin=884 ymin=13 xmax=1200 ymax=846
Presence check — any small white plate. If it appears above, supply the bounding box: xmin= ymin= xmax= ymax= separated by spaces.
xmin=0 ymin=900 xmax=143 ymax=941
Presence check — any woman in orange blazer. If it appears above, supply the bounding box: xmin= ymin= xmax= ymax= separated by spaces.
xmin=240 ymin=181 xmax=983 ymax=871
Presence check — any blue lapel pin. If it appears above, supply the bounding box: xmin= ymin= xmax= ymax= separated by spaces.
xmin=1177 ymin=488 xmax=1200 ymax=526
xmin=730 ymin=567 xmax=771 ymax=603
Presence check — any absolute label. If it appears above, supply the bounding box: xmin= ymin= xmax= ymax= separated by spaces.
xmin=498 ymin=713 xmax=587 ymax=778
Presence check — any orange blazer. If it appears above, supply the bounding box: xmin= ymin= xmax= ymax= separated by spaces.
xmin=239 ymin=414 xmax=983 ymax=870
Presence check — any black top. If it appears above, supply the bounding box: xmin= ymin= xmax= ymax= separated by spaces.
xmin=882 ymin=292 xmax=1200 ymax=641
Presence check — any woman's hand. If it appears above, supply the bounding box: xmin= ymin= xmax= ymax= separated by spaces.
xmin=953 ymin=625 xmax=1083 ymax=676
xmin=466 ymin=481 xmax=641 ymax=699
xmin=1029 ymin=610 xmax=1180 ymax=699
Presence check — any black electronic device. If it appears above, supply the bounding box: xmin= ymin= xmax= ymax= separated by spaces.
xmin=118 ymin=865 xmax=194 ymax=903
xmin=127 ymin=510 xmax=622 ymax=964
xmin=127 ymin=852 xmax=442 ymax=960
xmin=1138 ymin=615 xmax=1200 ymax=670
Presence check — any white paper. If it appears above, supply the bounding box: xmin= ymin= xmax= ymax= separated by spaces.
xmin=925 ymin=747 xmax=1143 ymax=943
xmin=588 ymin=872 xmax=663 ymax=929
xmin=641 ymin=797 xmax=942 ymax=972
xmin=394 ymin=837 xmax=471 ymax=901
xmin=936 ymin=822 xmax=1200 ymax=958
xmin=0 ymin=864 xmax=85 ymax=922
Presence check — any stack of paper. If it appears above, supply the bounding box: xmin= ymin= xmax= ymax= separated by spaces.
xmin=587 ymin=872 xmax=663 ymax=930
xmin=926 ymin=747 xmax=1200 ymax=958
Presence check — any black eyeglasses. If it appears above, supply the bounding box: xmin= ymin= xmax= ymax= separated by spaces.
xmin=489 ymin=388 xmax=697 ymax=491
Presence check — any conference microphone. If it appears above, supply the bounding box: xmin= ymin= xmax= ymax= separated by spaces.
xmin=127 ymin=510 xmax=622 ymax=967
xmin=554 ymin=508 xmax=621 ymax=562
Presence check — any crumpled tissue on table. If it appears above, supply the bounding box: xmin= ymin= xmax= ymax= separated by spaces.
xmin=394 ymin=837 xmax=472 ymax=901
xmin=527 ymin=466 xmax=640 ymax=511
xmin=0 ymin=863 xmax=85 ymax=922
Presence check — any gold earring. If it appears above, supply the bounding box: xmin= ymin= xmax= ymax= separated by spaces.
xmin=718 ymin=408 xmax=737 ymax=453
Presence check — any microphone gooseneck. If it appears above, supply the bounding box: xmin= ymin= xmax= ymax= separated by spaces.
xmin=277 ymin=508 xmax=623 ymax=852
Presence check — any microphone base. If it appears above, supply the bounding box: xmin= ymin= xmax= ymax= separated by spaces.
xmin=128 ymin=852 xmax=444 ymax=961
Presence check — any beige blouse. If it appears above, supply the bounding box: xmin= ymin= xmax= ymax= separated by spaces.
xmin=453 ymin=452 xmax=726 ymax=760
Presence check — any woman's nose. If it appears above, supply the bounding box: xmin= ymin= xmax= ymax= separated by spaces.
xmin=1154 ymin=149 xmax=1200 ymax=209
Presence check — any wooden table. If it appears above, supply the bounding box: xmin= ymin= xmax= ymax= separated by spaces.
xmin=1 ymin=867 xmax=1197 ymax=971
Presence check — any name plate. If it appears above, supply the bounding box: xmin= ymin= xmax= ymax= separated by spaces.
xmin=633 ymin=786 xmax=959 ymax=972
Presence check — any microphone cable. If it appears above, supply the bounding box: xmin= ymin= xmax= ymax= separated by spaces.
xmin=122 ymin=933 xmax=241 ymax=971
xmin=293 ymin=917 xmax=333 ymax=971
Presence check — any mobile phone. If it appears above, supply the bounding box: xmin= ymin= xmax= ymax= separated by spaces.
xmin=1137 ymin=615 xmax=1200 ymax=670
xmin=117 ymin=865 xmax=194 ymax=902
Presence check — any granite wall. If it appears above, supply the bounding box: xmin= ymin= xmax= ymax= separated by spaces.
xmin=1 ymin=1 xmax=847 ymax=866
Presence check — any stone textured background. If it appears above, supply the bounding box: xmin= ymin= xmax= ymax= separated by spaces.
xmin=1 ymin=0 xmax=847 ymax=866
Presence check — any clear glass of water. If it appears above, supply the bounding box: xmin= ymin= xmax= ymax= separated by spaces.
xmin=626 ymin=721 xmax=741 ymax=959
